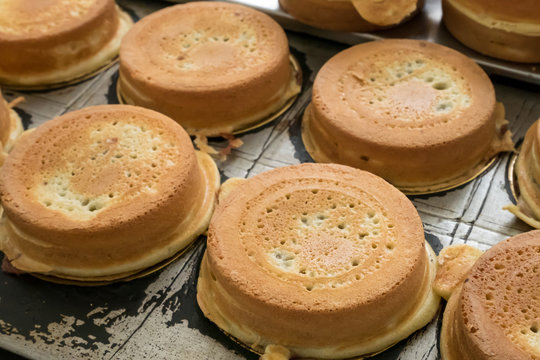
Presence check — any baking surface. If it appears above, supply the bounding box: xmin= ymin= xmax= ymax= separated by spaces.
xmin=0 ymin=0 xmax=539 ymax=359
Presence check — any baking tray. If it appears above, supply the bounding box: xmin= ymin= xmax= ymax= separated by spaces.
xmin=0 ymin=0 xmax=538 ymax=359
xmin=223 ymin=0 xmax=540 ymax=86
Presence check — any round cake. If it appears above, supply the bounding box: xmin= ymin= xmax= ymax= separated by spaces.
xmin=441 ymin=231 xmax=540 ymax=360
xmin=0 ymin=0 xmax=132 ymax=87
xmin=197 ymin=163 xmax=440 ymax=359
xmin=0 ymin=92 xmax=23 ymax=152
xmin=0 ymin=105 xmax=219 ymax=281
xmin=279 ymin=0 xmax=424 ymax=32
xmin=303 ymin=39 xmax=513 ymax=191
xmin=442 ymin=0 xmax=540 ymax=63
xmin=505 ymin=118 xmax=540 ymax=228
xmin=119 ymin=1 xmax=299 ymax=136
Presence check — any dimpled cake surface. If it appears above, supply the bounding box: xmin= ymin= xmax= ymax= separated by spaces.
xmin=0 ymin=105 xmax=219 ymax=279
xmin=304 ymin=39 xmax=503 ymax=189
xmin=119 ymin=1 xmax=292 ymax=135
xmin=441 ymin=231 xmax=540 ymax=360
xmin=0 ymin=0 xmax=132 ymax=86
xmin=198 ymin=163 xmax=440 ymax=359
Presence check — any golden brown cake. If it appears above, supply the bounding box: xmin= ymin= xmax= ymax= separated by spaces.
xmin=303 ymin=39 xmax=514 ymax=191
xmin=0 ymin=0 xmax=132 ymax=87
xmin=442 ymin=0 xmax=540 ymax=63
xmin=279 ymin=0 xmax=424 ymax=32
xmin=119 ymin=1 xmax=299 ymax=136
xmin=197 ymin=163 xmax=440 ymax=359
xmin=0 ymin=91 xmax=23 ymax=152
xmin=440 ymin=231 xmax=540 ymax=360
xmin=0 ymin=105 xmax=219 ymax=281
xmin=505 ymin=118 xmax=540 ymax=228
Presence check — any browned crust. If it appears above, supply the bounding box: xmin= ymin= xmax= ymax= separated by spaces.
xmin=505 ymin=119 xmax=540 ymax=228
xmin=279 ymin=0 xmax=423 ymax=32
xmin=119 ymin=1 xmax=291 ymax=134
xmin=448 ymin=0 xmax=540 ymax=23
xmin=0 ymin=94 xmax=11 ymax=146
xmin=0 ymin=0 xmax=119 ymax=77
xmin=0 ymin=105 xmax=205 ymax=272
xmin=204 ymin=163 xmax=428 ymax=348
xmin=306 ymin=39 xmax=497 ymax=187
xmin=279 ymin=0 xmax=379 ymax=32
xmin=441 ymin=231 xmax=540 ymax=360
xmin=515 ymin=121 xmax=540 ymax=219
xmin=443 ymin=0 xmax=540 ymax=63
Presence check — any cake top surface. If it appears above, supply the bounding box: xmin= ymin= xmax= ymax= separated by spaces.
xmin=0 ymin=105 xmax=196 ymax=232
xmin=312 ymin=39 xmax=495 ymax=148
xmin=120 ymin=1 xmax=288 ymax=88
xmin=0 ymin=0 xmax=108 ymax=38
xmin=460 ymin=230 xmax=540 ymax=359
xmin=207 ymin=163 xmax=426 ymax=310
